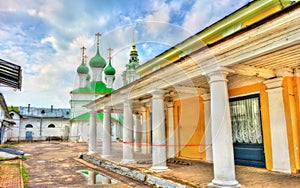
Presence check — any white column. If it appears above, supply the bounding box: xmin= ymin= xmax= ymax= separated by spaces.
xmin=134 ymin=113 xmax=142 ymax=152
xmin=150 ymin=89 xmax=168 ymax=172
xmin=202 ymin=93 xmax=213 ymax=162
xmin=102 ymin=106 xmax=111 ymax=158
xmin=141 ymin=107 xmax=148 ymax=154
xmin=121 ymin=100 xmax=135 ymax=164
xmin=88 ymin=171 xmax=96 ymax=185
xmin=264 ymin=78 xmax=291 ymax=173
xmin=167 ymin=101 xmax=175 ymax=158
xmin=205 ymin=67 xmax=240 ymax=187
xmin=88 ymin=110 xmax=97 ymax=155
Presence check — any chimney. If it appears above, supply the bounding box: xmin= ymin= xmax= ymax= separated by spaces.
xmin=51 ymin=105 xmax=53 ymax=112
xmin=27 ymin=104 xmax=30 ymax=112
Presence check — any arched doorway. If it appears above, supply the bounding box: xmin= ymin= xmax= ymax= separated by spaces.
xmin=25 ymin=124 xmax=33 ymax=141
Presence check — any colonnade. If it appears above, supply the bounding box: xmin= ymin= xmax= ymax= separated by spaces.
xmin=88 ymin=66 xmax=241 ymax=187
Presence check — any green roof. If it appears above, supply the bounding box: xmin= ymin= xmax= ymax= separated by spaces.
xmin=86 ymin=74 xmax=91 ymax=81
xmin=89 ymin=46 xmax=106 ymax=68
xmin=77 ymin=59 xmax=89 ymax=74
xmin=104 ymin=59 xmax=116 ymax=75
xmin=71 ymin=112 xmax=118 ymax=122
xmin=71 ymin=81 xmax=114 ymax=93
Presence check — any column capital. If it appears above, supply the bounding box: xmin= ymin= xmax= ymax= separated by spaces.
xmin=151 ymin=89 xmax=165 ymax=99
xmin=203 ymin=66 xmax=234 ymax=84
xmin=166 ymin=101 xmax=174 ymax=108
xmin=264 ymin=78 xmax=283 ymax=90
xmin=294 ymin=68 xmax=300 ymax=77
xmin=140 ymin=106 xmax=146 ymax=112
xmin=275 ymin=67 xmax=293 ymax=77
xmin=103 ymin=106 xmax=112 ymax=112
xmin=122 ymin=99 xmax=131 ymax=106
xmin=201 ymin=93 xmax=211 ymax=101
xmin=90 ymin=110 xmax=97 ymax=115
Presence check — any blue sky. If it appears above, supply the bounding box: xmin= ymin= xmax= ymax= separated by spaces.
xmin=0 ymin=0 xmax=251 ymax=108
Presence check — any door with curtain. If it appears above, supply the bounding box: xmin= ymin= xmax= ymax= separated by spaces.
xmin=230 ymin=94 xmax=265 ymax=168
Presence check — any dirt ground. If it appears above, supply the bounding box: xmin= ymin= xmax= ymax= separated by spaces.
xmin=14 ymin=141 xmax=150 ymax=188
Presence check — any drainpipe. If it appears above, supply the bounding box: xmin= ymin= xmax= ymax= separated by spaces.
xmin=40 ymin=110 xmax=45 ymax=139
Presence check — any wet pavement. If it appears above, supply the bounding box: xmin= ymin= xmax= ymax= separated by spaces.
xmin=15 ymin=142 xmax=151 ymax=188
xmin=1 ymin=141 xmax=299 ymax=188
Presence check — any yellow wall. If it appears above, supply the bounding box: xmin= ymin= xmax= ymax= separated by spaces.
xmin=282 ymin=77 xmax=300 ymax=173
xmin=174 ymin=100 xmax=181 ymax=157
xmin=229 ymin=82 xmax=273 ymax=170
xmin=174 ymin=96 xmax=205 ymax=160
xmin=295 ymin=76 xmax=300 ymax=170
xmin=146 ymin=106 xmax=151 ymax=153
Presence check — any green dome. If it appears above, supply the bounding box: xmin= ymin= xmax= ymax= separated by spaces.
xmin=89 ymin=46 xmax=106 ymax=68
xmin=104 ymin=60 xmax=116 ymax=75
xmin=86 ymin=74 xmax=91 ymax=81
xmin=77 ymin=59 xmax=89 ymax=74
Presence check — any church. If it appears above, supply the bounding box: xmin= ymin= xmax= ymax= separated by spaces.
xmin=69 ymin=33 xmax=124 ymax=143
xmin=74 ymin=0 xmax=300 ymax=187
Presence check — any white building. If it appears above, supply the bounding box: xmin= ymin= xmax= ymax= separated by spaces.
xmin=8 ymin=105 xmax=70 ymax=141
xmin=0 ymin=93 xmax=15 ymax=144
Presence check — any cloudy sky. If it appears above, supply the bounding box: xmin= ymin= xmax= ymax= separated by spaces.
xmin=0 ymin=0 xmax=251 ymax=108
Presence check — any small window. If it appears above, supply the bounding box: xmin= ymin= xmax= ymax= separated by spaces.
xmin=10 ymin=113 xmax=14 ymax=117
xmin=48 ymin=124 xmax=55 ymax=128
xmin=25 ymin=124 xmax=33 ymax=128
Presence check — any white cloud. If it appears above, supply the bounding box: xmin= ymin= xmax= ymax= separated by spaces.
xmin=0 ymin=0 xmax=251 ymax=108
xmin=27 ymin=8 xmax=37 ymax=16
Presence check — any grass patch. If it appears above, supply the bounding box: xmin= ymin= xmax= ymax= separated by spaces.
xmin=21 ymin=164 xmax=28 ymax=187
xmin=19 ymin=161 xmax=28 ymax=188
xmin=0 ymin=141 xmax=21 ymax=148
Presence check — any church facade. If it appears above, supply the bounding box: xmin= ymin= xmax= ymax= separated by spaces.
xmin=69 ymin=34 xmax=122 ymax=143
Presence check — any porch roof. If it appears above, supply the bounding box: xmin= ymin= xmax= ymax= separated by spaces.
xmin=85 ymin=3 xmax=300 ymax=112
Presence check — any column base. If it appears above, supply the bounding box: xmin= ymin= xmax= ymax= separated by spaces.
xmin=150 ymin=166 xmax=169 ymax=172
xmin=101 ymin=155 xmax=111 ymax=159
xmin=121 ymin=159 xmax=136 ymax=164
xmin=208 ymin=179 xmax=241 ymax=188
xmin=141 ymin=147 xmax=148 ymax=154
xmin=272 ymin=168 xmax=291 ymax=174
xmin=87 ymin=151 xmax=96 ymax=155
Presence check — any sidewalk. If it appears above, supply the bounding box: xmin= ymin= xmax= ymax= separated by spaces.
xmin=0 ymin=159 xmax=23 ymax=188
xmin=88 ymin=141 xmax=300 ymax=188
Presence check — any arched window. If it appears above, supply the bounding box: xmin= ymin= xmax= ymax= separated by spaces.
xmin=25 ymin=124 xmax=33 ymax=128
xmin=48 ymin=124 xmax=55 ymax=128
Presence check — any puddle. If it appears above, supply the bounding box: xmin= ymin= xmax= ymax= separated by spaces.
xmin=77 ymin=170 xmax=118 ymax=185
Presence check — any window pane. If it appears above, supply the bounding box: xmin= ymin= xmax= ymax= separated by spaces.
xmin=230 ymin=97 xmax=262 ymax=144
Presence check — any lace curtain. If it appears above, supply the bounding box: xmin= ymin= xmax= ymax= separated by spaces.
xmin=230 ymin=97 xmax=262 ymax=144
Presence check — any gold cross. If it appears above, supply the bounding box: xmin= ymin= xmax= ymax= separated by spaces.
xmin=95 ymin=32 xmax=101 ymax=45
xmin=84 ymin=55 xmax=88 ymax=64
xmin=108 ymin=48 xmax=113 ymax=58
xmin=81 ymin=46 xmax=86 ymax=57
